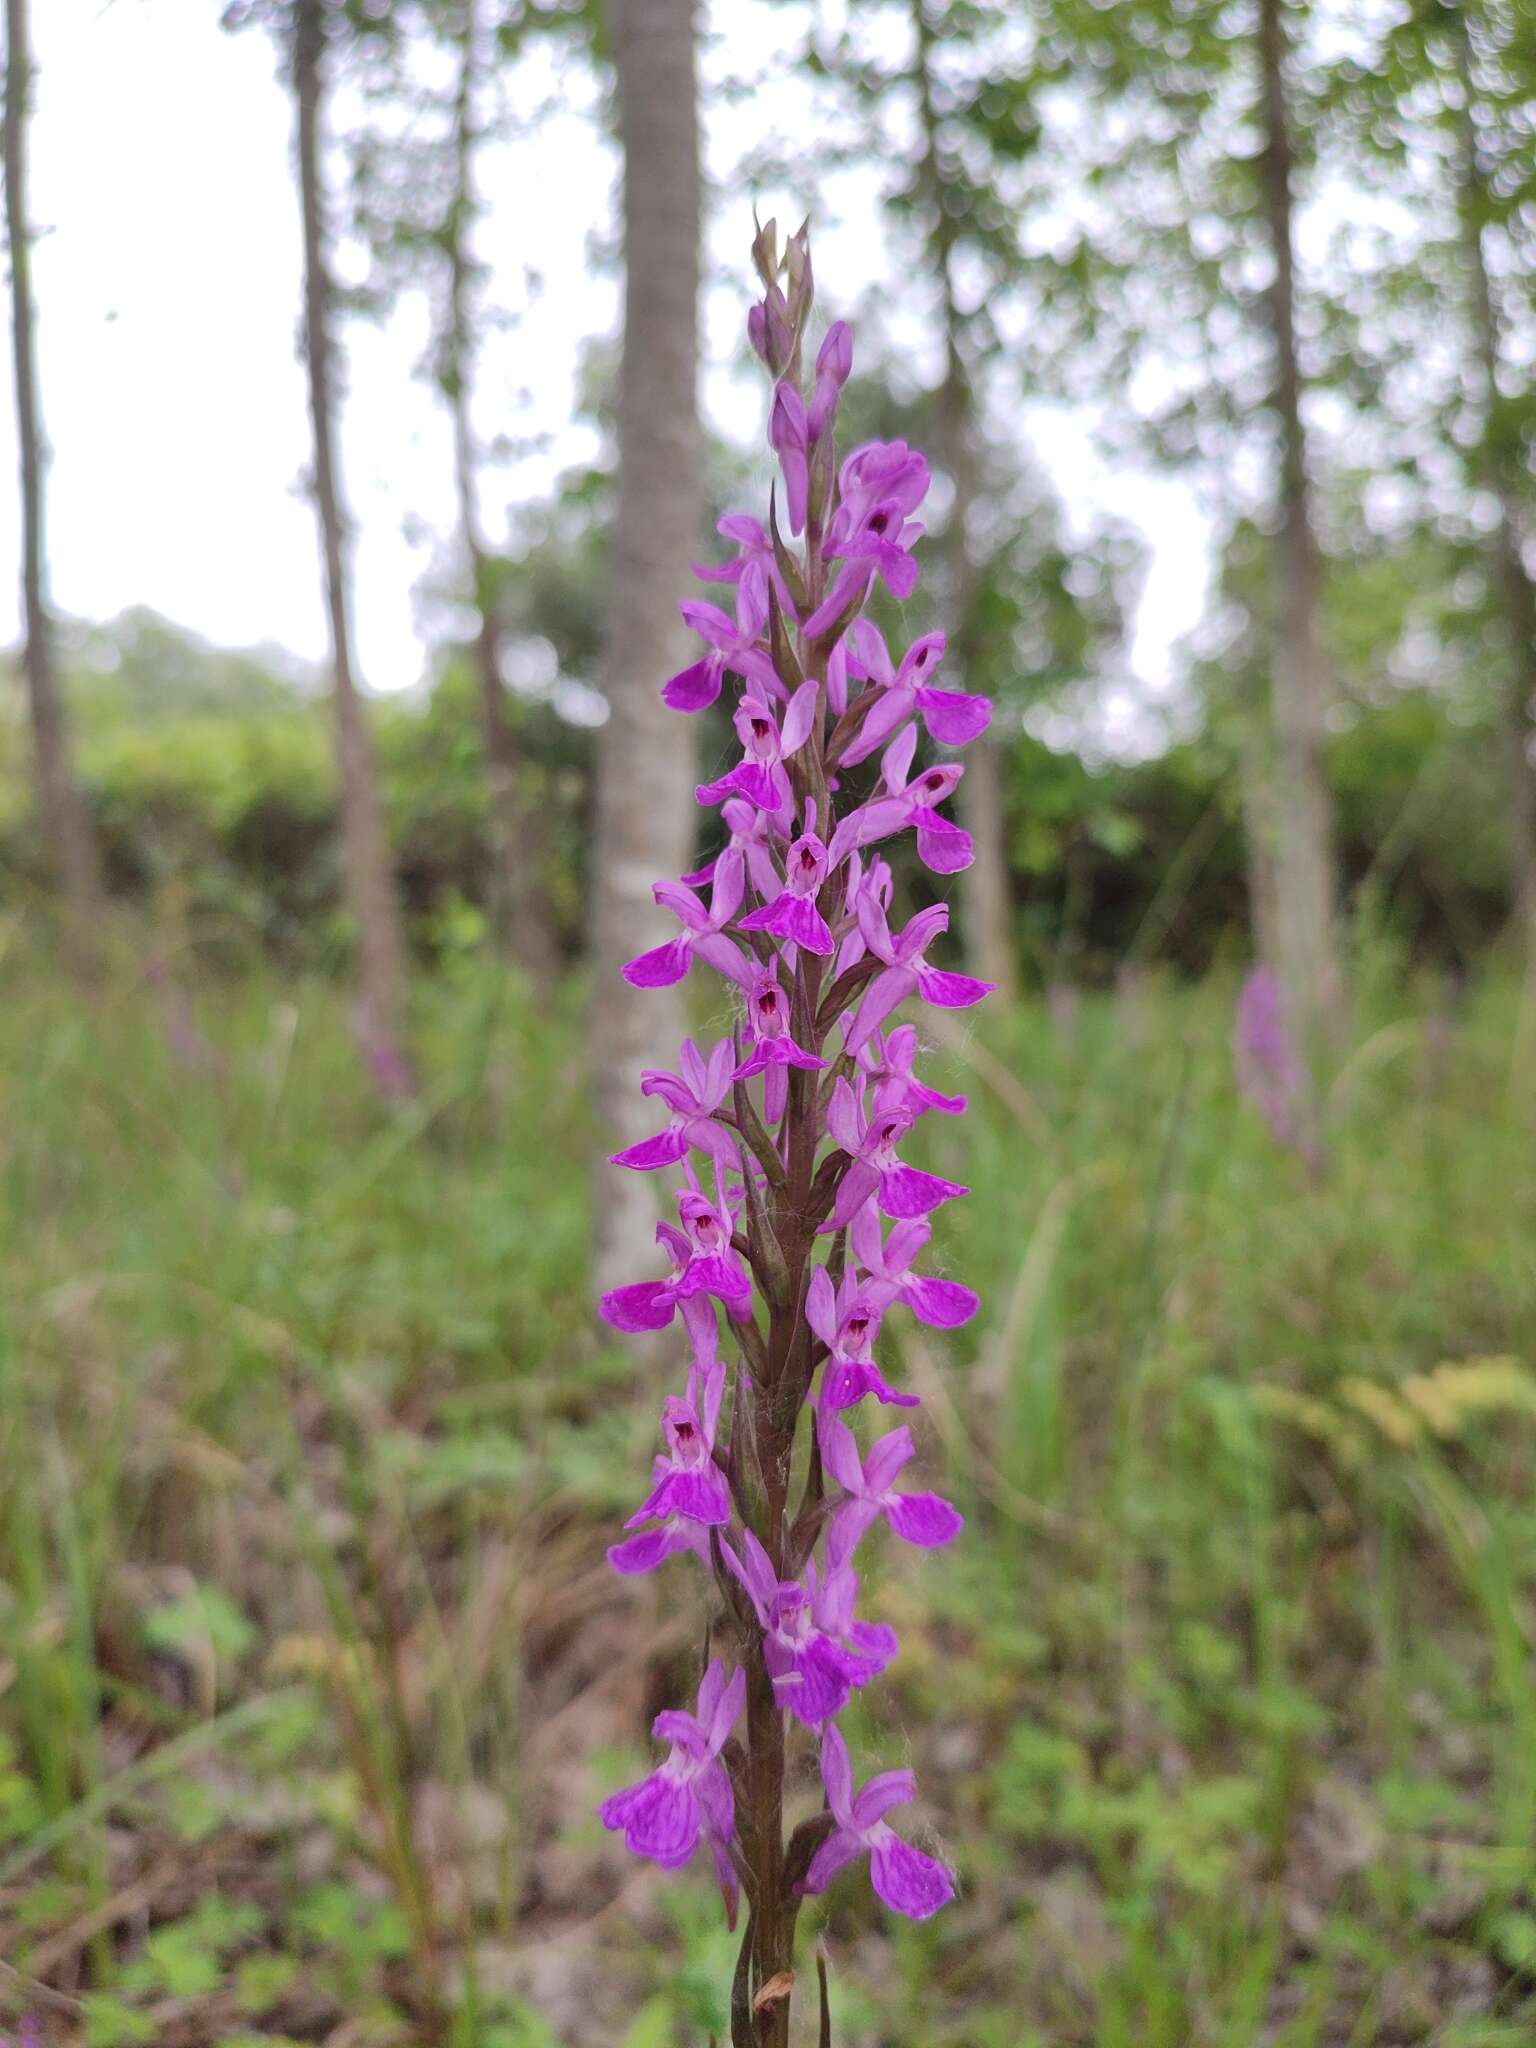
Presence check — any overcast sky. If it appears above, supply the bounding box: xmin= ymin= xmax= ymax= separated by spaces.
xmin=1 ymin=0 xmax=1209 ymax=742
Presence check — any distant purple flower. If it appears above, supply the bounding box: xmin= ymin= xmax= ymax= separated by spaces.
xmin=1235 ymin=965 xmax=1314 ymax=1163
xmin=801 ymin=1724 xmax=955 ymax=1921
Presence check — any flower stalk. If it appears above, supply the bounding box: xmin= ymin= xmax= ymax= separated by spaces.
xmin=597 ymin=221 xmax=992 ymax=2043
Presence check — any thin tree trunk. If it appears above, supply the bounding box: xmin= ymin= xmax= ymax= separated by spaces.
xmin=1450 ymin=8 xmax=1536 ymax=954
xmin=293 ymin=0 xmax=411 ymax=1086
xmin=445 ymin=0 xmax=554 ymax=980
xmin=911 ymin=0 xmax=1017 ymax=1002
xmin=1255 ymin=0 xmax=1344 ymax=1052
xmin=4 ymin=0 xmax=101 ymax=965
xmin=590 ymin=0 xmax=703 ymax=1296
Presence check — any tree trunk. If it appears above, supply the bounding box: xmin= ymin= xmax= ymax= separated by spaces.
xmin=1255 ymin=0 xmax=1344 ymax=1052
xmin=293 ymin=0 xmax=411 ymax=1087
xmin=4 ymin=0 xmax=101 ymax=966
xmin=1450 ymin=8 xmax=1536 ymax=956
xmin=589 ymin=0 xmax=703 ymax=1297
xmin=911 ymin=0 xmax=1017 ymax=1001
xmin=445 ymin=0 xmax=555 ymax=981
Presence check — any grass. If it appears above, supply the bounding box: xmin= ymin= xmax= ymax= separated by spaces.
xmin=1 ymin=933 xmax=1535 ymax=2046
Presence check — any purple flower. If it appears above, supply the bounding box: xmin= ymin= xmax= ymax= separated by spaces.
xmin=600 ymin=1659 xmax=745 ymax=1919
xmin=825 ymin=1077 xmax=968 ymax=1227
xmin=665 ymin=560 xmax=781 ymax=713
xmin=840 ymin=619 xmax=991 ymax=766
xmin=737 ymin=825 xmax=834 ymax=956
xmin=843 ymin=897 xmax=994 ymax=1055
xmin=849 ymin=1201 xmax=979 ymax=1328
xmin=770 ymin=381 xmax=811 ymax=535
xmin=611 ymin=1038 xmax=739 ymax=1171
xmin=692 ymin=511 xmax=799 ymax=618
xmin=734 ymin=964 xmax=828 ymax=1122
xmin=801 ymin=1724 xmax=955 ymax=1921
xmin=807 ymin=319 xmax=853 ymax=440
xmin=806 ymin=1264 xmax=917 ymax=1411
xmin=625 ymin=1357 xmax=731 ymax=1531
xmin=596 ymin=241 xmax=982 ymax=1987
xmin=819 ymin=1413 xmax=963 ymax=1562
xmin=623 ymin=847 xmax=753 ymax=991
xmin=696 ymin=682 xmax=818 ymax=816
xmin=855 ymin=1023 xmax=967 ymax=1120
xmin=599 ymin=1183 xmax=751 ymax=1330
xmin=825 ymin=725 xmax=974 ymax=876
xmin=1234 ymin=965 xmax=1314 ymax=1162
xmin=724 ymin=1532 xmax=893 ymax=1726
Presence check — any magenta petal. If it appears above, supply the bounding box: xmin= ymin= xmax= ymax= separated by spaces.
xmin=878 ymin=1163 xmax=968 ymax=1220
xmin=663 ymin=656 xmax=723 ymax=712
xmin=606 ymin=1524 xmax=695 ymax=1574
xmin=916 ymin=966 xmax=995 ymax=1010
xmin=885 ymin=1490 xmax=964 ymax=1547
xmin=599 ymin=1281 xmax=677 ymax=1332
xmin=902 ymin=1274 xmax=980 ymax=1327
xmin=869 ymin=1833 xmax=955 ymax=1920
xmin=610 ymin=1127 xmax=690 ymax=1171
xmin=914 ymin=810 xmax=973 ymax=875
xmin=616 ymin=1772 xmax=702 ymax=1868
xmin=623 ymin=938 xmax=691 ymax=988
xmin=821 ymin=1358 xmax=919 ymax=1411
xmin=661 ymin=1466 xmax=732 ymax=1526
xmin=802 ymin=1825 xmax=864 ymax=1896
xmin=918 ymin=687 xmax=992 ymax=746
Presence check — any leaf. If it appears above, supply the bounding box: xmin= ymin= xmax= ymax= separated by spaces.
xmin=143 ymin=1584 xmax=255 ymax=1663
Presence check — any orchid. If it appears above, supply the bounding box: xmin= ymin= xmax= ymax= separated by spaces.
xmin=599 ymin=1660 xmax=745 ymax=1923
xmin=595 ymin=225 xmax=989 ymax=2043
xmin=840 ymin=618 xmax=992 ymax=765
xmin=801 ymin=1724 xmax=955 ymax=1922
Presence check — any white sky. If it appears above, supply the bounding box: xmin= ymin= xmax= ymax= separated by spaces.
xmin=1 ymin=0 xmax=1210 ymax=737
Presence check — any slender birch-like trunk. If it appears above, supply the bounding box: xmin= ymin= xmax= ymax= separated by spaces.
xmin=590 ymin=0 xmax=703 ymax=1293
xmin=1449 ymin=6 xmax=1536 ymax=955
xmin=911 ymin=0 xmax=1017 ymax=1001
xmin=444 ymin=0 xmax=554 ymax=979
xmin=293 ymin=0 xmax=411 ymax=1082
xmin=1255 ymin=0 xmax=1344 ymax=1052
xmin=4 ymin=0 xmax=101 ymax=965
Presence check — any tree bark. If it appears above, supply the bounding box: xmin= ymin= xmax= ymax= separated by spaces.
xmin=293 ymin=0 xmax=411 ymax=1084
xmin=911 ymin=0 xmax=1017 ymax=1001
xmin=4 ymin=0 xmax=101 ymax=966
xmin=590 ymin=0 xmax=703 ymax=1296
xmin=1450 ymin=7 xmax=1536 ymax=956
xmin=1255 ymin=0 xmax=1344 ymax=1051
xmin=445 ymin=0 xmax=555 ymax=981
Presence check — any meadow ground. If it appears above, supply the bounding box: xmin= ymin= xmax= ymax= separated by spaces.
xmin=3 ymin=941 xmax=1536 ymax=2047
